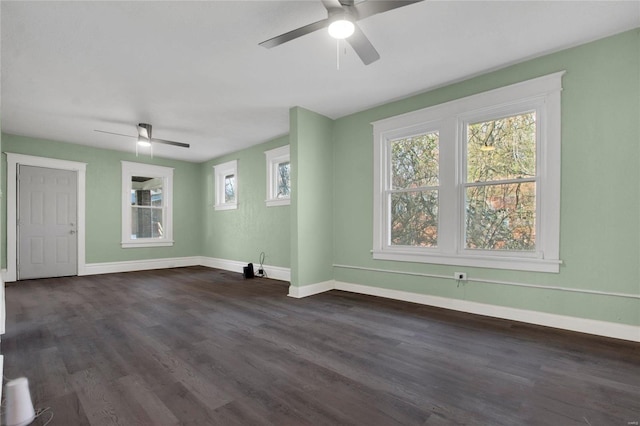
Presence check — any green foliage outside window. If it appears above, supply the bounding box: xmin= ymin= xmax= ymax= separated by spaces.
xmin=224 ymin=174 xmax=236 ymax=203
xmin=277 ymin=161 xmax=291 ymax=198
xmin=390 ymin=132 xmax=439 ymax=247
xmin=466 ymin=112 xmax=536 ymax=251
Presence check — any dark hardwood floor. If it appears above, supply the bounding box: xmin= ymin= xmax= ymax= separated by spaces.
xmin=2 ymin=266 xmax=639 ymax=425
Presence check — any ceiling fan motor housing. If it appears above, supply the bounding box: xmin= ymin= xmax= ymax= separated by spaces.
xmin=138 ymin=123 xmax=152 ymax=139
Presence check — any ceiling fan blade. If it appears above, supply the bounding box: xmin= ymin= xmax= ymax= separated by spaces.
xmin=259 ymin=18 xmax=330 ymax=49
xmin=347 ymin=24 xmax=380 ymax=65
xmin=354 ymin=0 xmax=423 ymax=21
xmin=151 ymin=138 xmax=190 ymax=148
xmin=94 ymin=129 xmax=136 ymax=139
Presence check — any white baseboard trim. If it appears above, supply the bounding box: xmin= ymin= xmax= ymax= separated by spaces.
xmin=199 ymin=257 xmax=291 ymax=282
xmin=286 ymin=279 xmax=639 ymax=342
xmin=83 ymin=256 xmax=202 ymax=275
xmin=288 ymin=280 xmax=335 ymax=298
xmin=82 ymin=256 xmax=291 ymax=282
xmin=199 ymin=257 xmax=246 ymax=273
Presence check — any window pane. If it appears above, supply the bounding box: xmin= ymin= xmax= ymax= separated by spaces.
xmin=131 ymin=176 xmax=163 ymax=207
xmin=277 ymin=161 xmax=291 ymax=198
xmin=391 ymin=190 xmax=438 ymax=247
xmin=131 ymin=189 xmax=162 ymax=206
xmin=224 ymin=174 xmax=236 ymax=203
xmin=465 ymin=182 xmax=535 ymax=251
xmin=131 ymin=207 xmax=163 ymax=239
xmin=467 ymin=112 xmax=536 ymax=182
xmin=391 ymin=132 xmax=439 ymax=189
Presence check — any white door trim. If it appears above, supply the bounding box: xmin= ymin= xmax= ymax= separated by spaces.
xmin=5 ymin=153 xmax=87 ymax=282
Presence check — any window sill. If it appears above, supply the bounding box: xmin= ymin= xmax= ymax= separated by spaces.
xmin=214 ymin=203 xmax=238 ymax=211
xmin=372 ymin=249 xmax=561 ymax=273
xmin=266 ymin=198 xmax=290 ymax=207
xmin=122 ymin=240 xmax=174 ymax=248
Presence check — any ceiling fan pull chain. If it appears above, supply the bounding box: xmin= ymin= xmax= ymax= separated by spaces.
xmin=336 ymin=38 xmax=340 ymax=70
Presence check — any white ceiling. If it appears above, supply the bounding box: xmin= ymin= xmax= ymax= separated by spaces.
xmin=2 ymin=1 xmax=639 ymax=163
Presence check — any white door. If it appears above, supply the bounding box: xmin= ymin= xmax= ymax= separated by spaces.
xmin=18 ymin=165 xmax=78 ymax=280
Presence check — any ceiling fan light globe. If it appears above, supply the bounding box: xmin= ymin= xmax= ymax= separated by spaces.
xmin=137 ymin=137 xmax=151 ymax=147
xmin=328 ymin=19 xmax=355 ymax=39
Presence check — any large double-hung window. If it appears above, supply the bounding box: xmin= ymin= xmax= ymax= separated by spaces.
xmin=373 ymin=72 xmax=563 ymax=272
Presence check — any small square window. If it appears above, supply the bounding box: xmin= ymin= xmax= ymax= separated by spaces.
xmin=214 ymin=160 xmax=238 ymax=211
xmin=265 ymin=145 xmax=291 ymax=207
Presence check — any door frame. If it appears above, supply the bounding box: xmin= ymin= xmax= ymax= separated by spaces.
xmin=5 ymin=153 xmax=87 ymax=282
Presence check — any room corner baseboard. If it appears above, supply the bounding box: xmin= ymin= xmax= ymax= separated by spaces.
xmin=82 ymin=256 xmax=202 ymax=275
xmin=199 ymin=257 xmax=290 ymax=282
xmin=199 ymin=257 xmax=246 ymax=273
xmin=288 ymin=280 xmax=335 ymax=298
xmin=83 ymin=256 xmax=291 ymax=282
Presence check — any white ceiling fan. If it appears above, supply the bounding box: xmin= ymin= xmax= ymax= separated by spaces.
xmin=259 ymin=0 xmax=424 ymax=65
xmin=94 ymin=123 xmax=190 ymax=149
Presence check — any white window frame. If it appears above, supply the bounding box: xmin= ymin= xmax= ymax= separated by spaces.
xmin=121 ymin=161 xmax=174 ymax=248
xmin=265 ymin=145 xmax=291 ymax=207
xmin=214 ymin=160 xmax=238 ymax=211
xmin=372 ymin=72 xmax=564 ymax=273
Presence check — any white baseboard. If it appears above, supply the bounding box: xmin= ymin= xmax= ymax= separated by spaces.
xmin=82 ymin=256 xmax=291 ymax=282
xmin=288 ymin=280 xmax=334 ymax=298
xmin=199 ymin=257 xmax=246 ymax=273
xmin=82 ymin=256 xmax=201 ymax=275
xmin=198 ymin=257 xmax=291 ymax=282
xmin=288 ymin=279 xmax=639 ymax=342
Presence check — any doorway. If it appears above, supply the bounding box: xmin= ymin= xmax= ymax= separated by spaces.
xmin=5 ymin=153 xmax=87 ymax=282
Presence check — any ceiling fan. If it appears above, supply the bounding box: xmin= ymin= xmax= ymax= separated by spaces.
xmin=94 ymin=123 xmax=190 ymax=148
xmin=259 ymin=0 xmax=423 ymax=65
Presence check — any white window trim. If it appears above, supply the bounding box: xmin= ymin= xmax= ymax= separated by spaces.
xmin=121 ymin=161 xmax=174 ymax=248
xmin=214 ymin=160 xmax=238 ymax=211
xmin=265 ymin=145 xmax=291 ymax=207
xmin=372 ymin=72 xmax=564 ymax=273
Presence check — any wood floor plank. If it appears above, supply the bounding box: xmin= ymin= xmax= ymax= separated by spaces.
xmin=2 ymin=266 xmax=639 ymax=425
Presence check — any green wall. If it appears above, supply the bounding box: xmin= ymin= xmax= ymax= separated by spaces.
xmin=1 ymin=134 xmax=202 ymax=265
xmin=290 ymin=107 xmax=334 ymax=287
xmin=332 ymin=29 xmax=640 ymax=326
xmin=201 ymin=136 xmax=291 ymax=268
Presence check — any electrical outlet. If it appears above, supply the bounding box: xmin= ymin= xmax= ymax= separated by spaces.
xmin=454 ymin=272 xmax=467 ymax=280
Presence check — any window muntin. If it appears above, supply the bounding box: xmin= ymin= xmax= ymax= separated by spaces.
xmin=372 ymin=72 xmax=563 ymax=273
xmin=214 ymin=160 xmax=238 ymax=211
xmin=121 ymin=162 xmax=174 ymax=248
xmin=265 ymin=145 xmax=291 ymax=207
